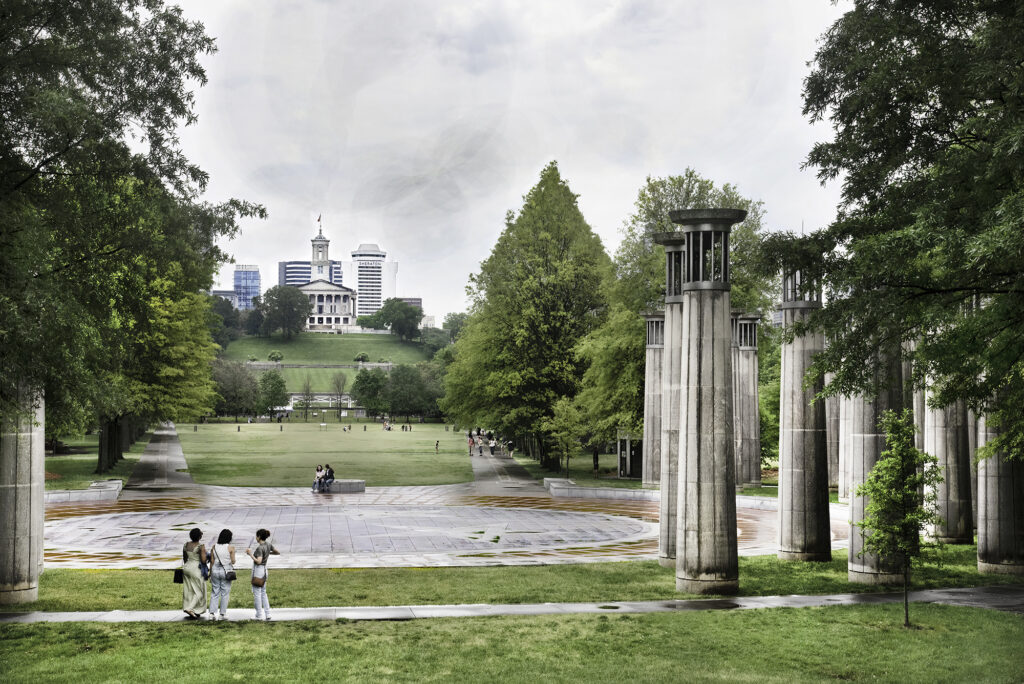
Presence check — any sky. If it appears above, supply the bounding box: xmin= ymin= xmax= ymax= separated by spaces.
xmin=179 ymin=0 xmax=851 ymax=322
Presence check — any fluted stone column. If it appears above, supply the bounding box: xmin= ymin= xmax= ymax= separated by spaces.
xmin=976 ymin=414 xmax=1024 ymax=575
xmin=924 ymin=391 xmax=972 ymax=543
xmin=658 ymin=208 xmax=744 ymax=595
xmin=848 ymin=358 xmax=904 ymax=584
xmin=825 ymin=373 xmax=839 ymax=490
xmin=778 ymin=271 xmax=830 ymax=561
xmin=658 ymin=263 xmax=685 ymax=567
xmin=967 ymin=409 xmax=979 ymax=529
xmin=838 ymin=394 xmax=850 ymax=502
xmin=642 ymin=312 xmax=664 ymax=489
xmin=733 ymin=314 xmax=761 ymax=488
xmin=0 ymin=390 xmax=45 ymax=605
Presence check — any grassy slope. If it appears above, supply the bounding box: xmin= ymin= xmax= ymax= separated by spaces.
xmin=44 ymin=432 xmax=151 ymax=490
xmin=511 ymin=452 xmax=644 ymax=489
xmin=221 ymin=332 xmax=430 ymax=365
xmin=6 ymin=546 xmax=1018 ymax=613
xmin=2 ymin=605 xmax=1022 ymax=683
xmin=176 ymin=423 xmax=471 ymax=486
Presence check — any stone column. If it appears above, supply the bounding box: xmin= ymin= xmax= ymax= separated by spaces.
xmin=778 ymin=270 xmax=831 ymax=562
xmin=642 ymin=312 xmax=664 ymax=489
xmin=967 ymin=408 xmax=979 ymax=529
xmin=657 ymin=251 xmax=685 ymax=568
xmin=825 ymin=373 xmax=839 ymax=490
xmin=848 ymin=358 xmax=904 ymax=584
xmin=924 ymin=391 xmax=972 ymax=543
xmin=658 ymin=208 xmax=745 ymax=595
xmin=0 ymin=390 xmax=45 ymax=605
xmin=731 ymin=313 xmax=742 ymax=493
xmin=976 ymin=414 xmax=1024 ymax=575
xmin=733 ymin=314 xmax=761 ymax=489
xmin=838 ymin=394 xmax=850 ymax=502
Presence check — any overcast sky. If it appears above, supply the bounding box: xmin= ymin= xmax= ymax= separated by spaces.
xmin=179 ymin=0 xmax=850 ymax=321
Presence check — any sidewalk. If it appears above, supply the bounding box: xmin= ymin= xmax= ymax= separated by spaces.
xmin=2 ymin=585 xmax=1021 ymax=623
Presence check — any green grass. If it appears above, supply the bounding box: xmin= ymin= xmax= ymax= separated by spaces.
xmin=176 ymin=423 xmax=471 ymax=486
xmin=44 ymin=432 xmax=151 ymax=490
xmin=221 ymin=332 xmax=430 ymax=365
xmin=511 ymin=451 xmax=644 ymax=489
xmin=6 ymin=546 xmax=1017 ymax=613
xmin=2 ymin=605 xmax=1022 ymax=683
xmin=740 ymin=485 xmax=841 ymax=504
xmin=267 ymin=366 xmax=358 ymax=393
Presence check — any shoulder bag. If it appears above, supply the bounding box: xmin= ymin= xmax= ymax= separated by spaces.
xmin=213 ymin=544 xmax=238 ymax=582
xmin=173 ymin=568 xmax=184 ymax=583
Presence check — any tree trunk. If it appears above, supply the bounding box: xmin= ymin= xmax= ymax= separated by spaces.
xmin=903 ymin=565 xmax=910 ymax=628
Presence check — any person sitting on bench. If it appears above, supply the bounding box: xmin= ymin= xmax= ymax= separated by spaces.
xmin=322 ymin=464 xmax=335 ymax=492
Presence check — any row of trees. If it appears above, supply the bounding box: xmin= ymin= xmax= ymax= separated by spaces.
xmin=351 ymin=364 xmax=444 ymax=422
xmin=0 ymin=1 xmax=262 ymax=472
xmin=439 ymin=161 xmax=776 ymax=470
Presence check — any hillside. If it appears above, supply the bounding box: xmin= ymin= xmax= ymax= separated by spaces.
xmin=221 ymin=333 xmax=431 ymax=366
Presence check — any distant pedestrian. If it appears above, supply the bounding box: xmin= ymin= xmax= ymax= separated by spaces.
xmin=363 ymin=424 xmax=366 ymax=431
xmin=489 ymin=439 xmax=496 ymax=456
xmin=435 ymin=440 xmax=439 ymax=454
xmin=468 ymin=435 xmax=474 ymax=455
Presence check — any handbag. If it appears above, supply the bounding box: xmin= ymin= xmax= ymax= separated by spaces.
xmin=251 ymin=563 xmax=266 ymax=587
xmin=213 ymin=545 xmax=238 ymax=581
xmin=173 ymin=568 xmax=184 ymax=583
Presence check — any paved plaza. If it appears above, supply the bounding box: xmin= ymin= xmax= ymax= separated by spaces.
xmin=42 ymin=425 xmax=848 ymax=569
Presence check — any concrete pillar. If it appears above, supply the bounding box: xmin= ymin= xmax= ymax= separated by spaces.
xmin=0 ymin=390 xmax=45 ymax=605
xmin=838 ymin=393 xmax=850 ymax=502
xmin=924 ymin=391 xmax=972 ymax=543
xmin=642 ymin=312 xmax=664 ymax=489
xmin=658 ymin=208 xmax=744 ymax=595
xmin=848 ymin=358 xmax=904 ymax=584
xmin=825 ymin=374 xmax=840 ymax=490
xmin=976 ymin=414 xmax=1024 ymax=575
xmin=777 ymin=271 xmax=831 ymax=561
xmin=658 ymin=277 xmax=685 ymax=567
xmin=733 ymin=314 xmax=761 ymax=488
xmin=967 ymin=408 xmax=979 ymax=529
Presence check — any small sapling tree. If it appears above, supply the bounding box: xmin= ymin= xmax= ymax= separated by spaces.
xmin=542 ymin=397 xmax=584 ymax=478
xmin=854 ymin=408 xmax=943 ymax=628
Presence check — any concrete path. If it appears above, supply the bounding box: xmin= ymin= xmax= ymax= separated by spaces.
xmin=2 ymin=585 xmax=1021 ymax=623
xmin=124 ymin=426 xmax=198 ymax=490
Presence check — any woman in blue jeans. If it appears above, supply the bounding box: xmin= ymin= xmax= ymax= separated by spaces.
xmin=247 ymin=528 xmax=280 ymax=620
xmin=208 ymin=528 xmax=236 ymax=620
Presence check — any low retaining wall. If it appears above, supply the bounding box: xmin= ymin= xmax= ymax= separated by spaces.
xmin=44 ymin=479 xmax=123 ymax=504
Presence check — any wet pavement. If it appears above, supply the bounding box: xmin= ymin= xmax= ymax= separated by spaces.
xmin=42 ymin=425 xmax=848 ymax=569
xmin=3 ymin=585 xmax=1021 ymax=623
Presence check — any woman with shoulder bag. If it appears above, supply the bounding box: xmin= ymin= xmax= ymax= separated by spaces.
xmin=208 ymin=528 xmax=237 ymax=621
xmin=247 ymin=528 xmax=280 ymax=621
xmin=181 ymin=528 xmax=208 ymax=619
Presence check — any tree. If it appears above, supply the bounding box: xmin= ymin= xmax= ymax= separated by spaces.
xmin=442 ymin=161 xmax=611 ymax=468
xmin=260 ymin=286 xmax=311 ymax=339
xmin=419 ymin=327 xmax=450 ymax=355
xmin=212 ymin=360 xmax=259 ymax=421
xmin=855 ymin=409 xmax=943 ymax=627
xmin=242 ymin=301 xmax=265 ymax=336
xmin=357 ymin=313 xmax=386 ymax=330
xmin=300 ymin=376 xmax=314 ymax=421
xmin=576 ymin=171 xmax=772 ymax=444
xmin=257 ymin=370 xmax=288 ymax=417
xmin=351 ymin=368 xmax=389 ymax=419
xmin=354 ymin=352 xmax=370 ymax=363
xmin=386 ymin=365 xmax=427 ymax=420
xmin=267 ymin=350 xmax=283 ymax=362
xmin=541 ymin=397 xmax=585 ymax=478
xmin=760 ymin=1 xmax=1024 ymax=457
xmin=442 ymin=312 xmax=469 ymax=341
xmin=330 ymin=372 xmax=348 ymax=420
xmin=377 ymin=298 xmax=423 ymax=341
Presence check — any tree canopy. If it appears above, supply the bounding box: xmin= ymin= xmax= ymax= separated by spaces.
xmin=258 ymin=286 xmax=311 ymax=339
xmin=761 ymin=0 xmax=1024 ymax=457
xmin=442 ymin=161 xmax=610 ymax=463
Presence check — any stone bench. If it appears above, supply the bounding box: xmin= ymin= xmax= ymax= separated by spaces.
xmin=326 ymin=479 xmax=366 ymax=493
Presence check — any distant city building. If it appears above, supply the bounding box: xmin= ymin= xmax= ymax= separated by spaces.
xmin=421 ymin=315 xmax=436 ymax=329
xmin=278 ymin=228 xmax=344 ymax=287
xmin=342 ymin=243 xmax=398 ymax=317
xmin=299 ymin=280 xmax=358 ymax=332
xmin=210 ymin=289 xmax=238 ymax=309
xmin=233 ymin=265 xmax=261 ymax=310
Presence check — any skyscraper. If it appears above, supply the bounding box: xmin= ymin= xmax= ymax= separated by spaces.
xmin=233 ymin=265 xmax=260 ymax=310
xmin=343 ymin=243 xmax=398 ymax=317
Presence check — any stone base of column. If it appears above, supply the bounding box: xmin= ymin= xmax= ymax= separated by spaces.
xmin=658 ymin=557 xmax=675 ymax=569
xmin=978 ymin=560 xmax=1024 ymax=576
xmin=676 ymin=577 xmax=739 ymax=595
xmin=778 ymin=550 xmax=832 ymax=562
xmin=0 ymin=585 xmax=38 ymax=605
xmin=933 ymin=534 xmax=974 ymax=545
xmin=847 ymin=568 xmax=903 ymax=585
xmin=643 ymin=482 xmax=660 ymax=490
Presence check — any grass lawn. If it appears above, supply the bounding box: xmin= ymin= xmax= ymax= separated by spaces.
xmin=5 ymin=546 xmax=1017 ymax=614
xmin=268 ymin=366 xmax=358 ymax=393
xmin=176 ymin=422 xmax=471 ymax=487
xmin=221 ymin=332 xmax=431 ymax=365
xmin=511 ymin=451 xmax=644 ymax=489
xmin=2 ymin=604 xmax=1022 ymax=683
xmin=44 ymin=432 xmax=151 ymax=490
xmin=739 ymin=485 xmax=841 ymax=504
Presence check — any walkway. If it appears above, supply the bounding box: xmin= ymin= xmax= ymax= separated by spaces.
xmin=2 ymin=585 xmax=1021 ymax=623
